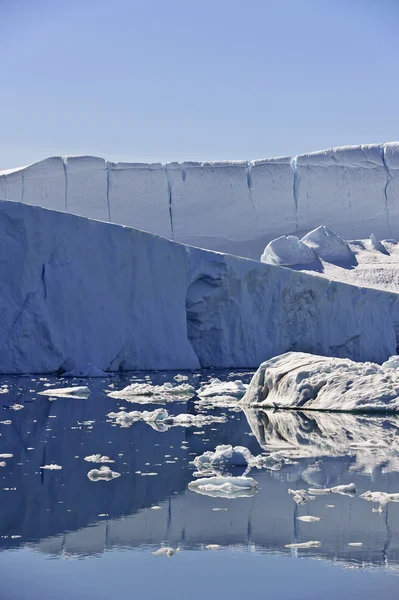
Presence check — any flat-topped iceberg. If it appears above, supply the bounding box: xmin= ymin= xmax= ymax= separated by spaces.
xmin=241 ymin=352 xmax=399 ymax=412
xmin=188 ymin=475 xmax=258 ymax=499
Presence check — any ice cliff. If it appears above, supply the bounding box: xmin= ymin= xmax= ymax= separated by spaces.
xmin=0 ymin=199 xmax=397 ymax=374
xmin=1 ymin=143 xmax=399 ymax=259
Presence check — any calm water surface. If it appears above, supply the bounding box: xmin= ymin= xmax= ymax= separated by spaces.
xmin=0 ymin=370 xmax=399 ymax=600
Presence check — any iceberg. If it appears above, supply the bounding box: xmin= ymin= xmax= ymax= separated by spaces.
xmin=0 ymin=200 xmax=397 ymax=373
xmin=192 ymin=445 xmax=253 ymax=473
xmin=2 ymin=143 xmax=399 ymax=260
xmin=38 ymin=386 xmax=91 ymax=399
xmin=241 ymin=352 xmax=399 ymax=412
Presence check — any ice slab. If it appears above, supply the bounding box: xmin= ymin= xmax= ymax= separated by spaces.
xmin=188 ymin=475 xmax=258 ymax=498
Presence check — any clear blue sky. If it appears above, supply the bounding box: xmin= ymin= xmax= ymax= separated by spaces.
xmin=2 ymin=0 xmax=399 ymax=169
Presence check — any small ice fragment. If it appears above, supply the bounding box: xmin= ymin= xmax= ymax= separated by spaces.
xmin=285 ymin=541 xmax=321 ymax=549
xmin=39 ymin=386 xmax=91 ymax=398
xmin=326 ymin=504 xmax=335 ymax=508
xmin=197 ymin=379 xmax=247 ymax=400
xmin=205 ymin=545 xmax=221 ymax=550
xmin=308 ymin=483 xmax=356 ymax=496
xmin=0 ymin=462 xmax=6 ymax=467
xmin=360 ymin=490 xmax=399 ymax=511
xmin=348 ymin=542 xmax=363 ymax=546
xmin=84 ymin=454 xmax=115 ymax=464
xmin=151 ymin=506 xmax=162 ymax=510
xmin=297 ymin=516 xmax=321 ymax=523
xmin=10 ymin=404 xmax=24 ymax=411
xmin=213 ymin=508 xmax=229 ymax=511
xmin=141 ymin=472 xmax=158 ymax=476
xmin=174 ymin=374 xmax=189 ymax=382
xmin=87 ymin=466 xmax=120 ymax=481
xmin=0 ymin=454 xmax=13 ymax=459
xmin=40 ymin=464 xmax=62 ymax=470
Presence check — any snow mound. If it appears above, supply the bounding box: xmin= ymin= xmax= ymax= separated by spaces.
xmin=87 ymin=466 xmax=121 ymax=481
xmin=84 ymin=454 xmax=115 ymax=464
xmin=197 ymin=379 xmax=247 ymax=399
xmin=38 ymin=386 xmax=91 ymax=398
xmin=188 ymin=476 xmax=258 ymax=498
xmin=241 ymin=352 xmax=399 ymax=412
xmin=261 ymin=235 xmax=317 ymax=266
xmin=108 ymin=382 xmax=194 ymax=402
xmin=302 ymin=226 xmax=355 ymax=263
xmin=63 ymin=365 xmax=109 ymax=377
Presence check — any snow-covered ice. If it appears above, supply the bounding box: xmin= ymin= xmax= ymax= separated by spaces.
xmin=261 ymin=235 xmax=317 ymax=266
xmin=360 ymin=490 xmax=399 ymax=512
xmin=108 ymin=382 xmax=194 ymax=402
xmin=192 ymin=445 xmax=252 ymax=473
xmin=301 ymin=226 xmax=355 ymax=263
xmin=241 ymin=352 xmax=399 ymax=412
xmin=107 ymin=408 xmax=226 ymax=429
xmin=40 ymin=464 xmax=62 ymax=470
xmin=197 ymin=379 xmax=247 ymax=399
xmin=307 ymin=483 xmax=356 ymax=496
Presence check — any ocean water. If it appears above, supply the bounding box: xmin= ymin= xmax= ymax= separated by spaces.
xmin=0 ymin=370 xmax=399 ymax=600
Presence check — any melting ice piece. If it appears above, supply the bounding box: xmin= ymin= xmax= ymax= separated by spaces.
xmin=0 ymin=454 xmax=13 ymax=459
xmin=40 ymin=464 xmax=62 ymax=470
xmin=84 ymin=454 xmax=115 ymax=464
xmin=360 ymin=490 xmax=399 ymax=512
xmin=10 ymin=404 xmax=24 ymax=411
xmin=297 ymin=516 xmax=321 ymax=523
xmin=38 ymin=386 xmax=91 ymax=398
xmin=108 ymin=382 xmax=194 ymax=402
xmin=241 ymin=352 xmax=399 ymax=412
xmin=308 ymin=483 xmax=356 ymax=496
xmin=152 ymin=547 xmax=179 ymax=557
xmin=87 ymin=466 xmax=121 ymax=481
xmin=193 ymin=445 xmax=253 ymax=473
xmin=197 ymin=379 xmax=247 ymax=400
xmin=260 ymin=235 xmax=317 ymax=266
xmin=188 ymin=476 xmax=258 ymax=499
xmin=288 ymin=489 xmax=316 ymax=505
xmin=285 ymin=541 xmax=321 ymax=549
xmin=301 ymin=226 xmax=355 ymax=263
xmin=63 ymin=365 xmax=110 ymax=377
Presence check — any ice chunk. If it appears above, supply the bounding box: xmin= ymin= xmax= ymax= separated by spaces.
xmin=241 ymin=352 xmax=399 ymax=412
xmin=348 ymin=542 xmax=363 ymax=546
xmin=0 ymin=454 xmax=13 ymax=459
xmin=261 ymin=235 xmax=317 ymax=266
xmin=84 ymin=454 xmax=115 ymax=464
xmin=205 ymin=545 xmax=221 ymax=550
xmin=10 ymin=404 xmax=24 ymax=411
xmin=152 ymin=547 xmax=179 ymax=557
xmin=188 ymin=476 xmax=258 ymax=498
xmin=39 ymin=386 xmax=91 ymax=398
xmin=63 ymin=365 xmax=110 ymax=377
xmin=297 ymin=516 xmax=321 ymax=522
xmin=360 ymin=490 xmax=399 ymax=511
xmin=108 ymin=382 xmax=194 ymax=402
xmin=87 ymin=466 xmax=121 ymax=481
xmin=285 ymin=541 xmax=321 ymax=549
xmin=368 ymin=233 xmax=387 ymax=253
xmin=382 ymin=356 xmax=399 ymax=369
xmin=302 ymin=226 xmax=355 ymax=263
xmin=288 ymin=489 xmax=316 ymax=505
xmin=174 ymin=374 xmax=189 ymax=382
xmin=40 ymin=464 xmax=62 ymax=470
xmin=107 ymin=408 xmax=226 ymax=429
xmin=193 ymin=445 xmax=253 ymax=473
xmin=107 ymin=410 xmax=143 ymax=428
xmin=308 ymin=483 xmax=356 ymax=496
xmin=197 ymin=379 xmax=247 ymax=399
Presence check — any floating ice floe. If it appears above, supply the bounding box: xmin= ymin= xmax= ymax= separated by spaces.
xmin=152 ymin=547 xmax=180 ymax=557
xmin=297 ymin=516 xmax=321 ymax=523
xmin=9 ymin=404 xmax=24 ymax=411
xmin=40 ymin=464 xmax=62 ymax=470
xmin=192 ymin=445 xmax=292 ymax=476
xmin=108 ymin=382 xmax=194 ymax=403
xmin=197 ymin=379 xmax=247 ymax=400
xmin=174 ymin=374 xmax=189 ymax=382
xmin=87 ymin=466 xmax=121 ymax=481
xmin=84 ymin=454 xmax=115 ymax=464
xmin=288 ymin=489 xmax=316 ymax=505
xmin=188 ymin=476 xmax=258 ymax=499
xmin=38 ymin=386 xmax=91 ymax=399
xmin=0 ymin=454 xmax=13 ymax=459
xmin=308 ymin=483 xmax=356 ymax=496
xmin=205 ymin=544 xmax=221 ymax=550
xmin=0 ymin=462 xmax=6 ymax=467
xmin=241 ymin=352 xmax=399 ymax=412
xmin=285 ymin=541 xmax=321 ymax=549
xmin=360 ymin=490 xmax=399 ymax=512
xmin=107 ymin=408 xmax=226 ymax=430
xmin=62 ymin=365 xmax=110 ymax=377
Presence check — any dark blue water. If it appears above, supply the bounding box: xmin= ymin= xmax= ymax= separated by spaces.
xmin=0 ymin=370 xmax=399 ymax=600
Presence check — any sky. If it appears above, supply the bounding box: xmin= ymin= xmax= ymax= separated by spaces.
xmin=1 ymin=0 xmax=399 ymax=169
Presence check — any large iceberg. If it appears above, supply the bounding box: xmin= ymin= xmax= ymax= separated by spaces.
xmin=0 ymin=200 xmax=397 ymax=373
xmin=1 ymin=143 xmax=399 ymax=259
xmin=241 ymin=352 xmax=399 ymax=412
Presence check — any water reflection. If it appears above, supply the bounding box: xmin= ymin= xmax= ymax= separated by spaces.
xmin=0 ymin=373 xmax=399 ymax=570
